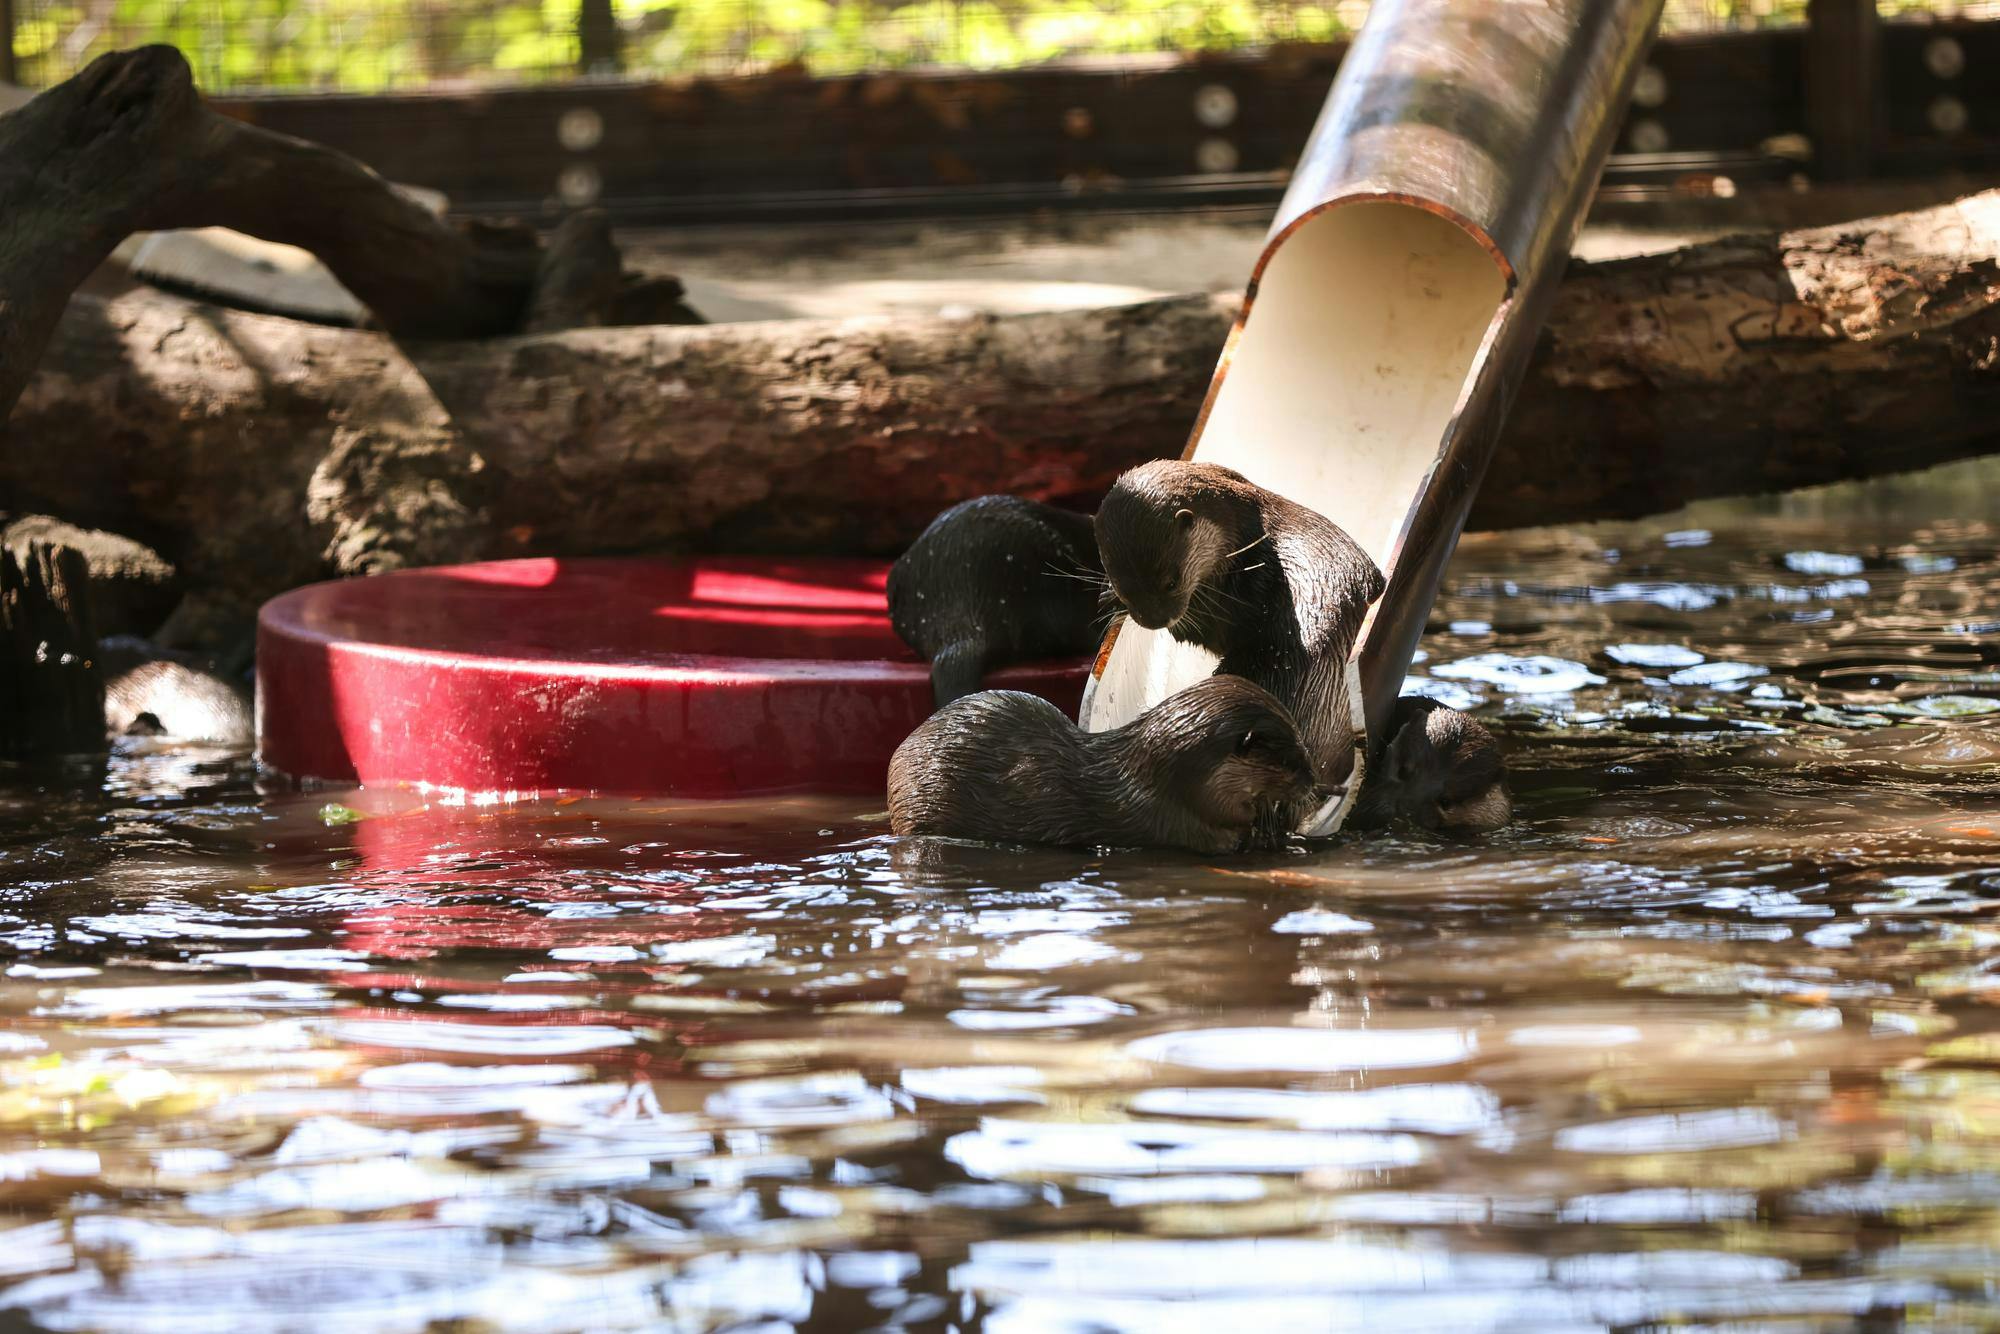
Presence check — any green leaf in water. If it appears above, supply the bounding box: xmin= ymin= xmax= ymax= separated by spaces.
xmin=318 ymin=802 xmax=367 ymax=827
xmin=1804 ymin=705 xmax=1892 ymax=729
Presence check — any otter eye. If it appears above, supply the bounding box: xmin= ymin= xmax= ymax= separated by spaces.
xmin=1175 ymin=508 xmax=1195 ymax=528
xmin=1163 ymin=572 xmax=1180 ymax=592
xmin=1235 ymin=730 xmax=1259 ymax=755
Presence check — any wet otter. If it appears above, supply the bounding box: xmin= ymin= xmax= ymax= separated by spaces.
xmin=1096 ymin=460 xmax=1509 ymax=833
xmin=1096 ymin=460 xmax=1381 ymax=794
xmin=100 ymin=638 xmax=252 ymax=745
xmin=1350 ymin=696 xmax=1511 ymax=832
xmin=888 ymin=674 xmax=1315 ymax=853
xmin=888 ymin=496 xmax=1104 ymax=708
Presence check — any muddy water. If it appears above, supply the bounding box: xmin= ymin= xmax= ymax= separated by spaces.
xmin=8 ymin=463 xmax=2000 ymax=1332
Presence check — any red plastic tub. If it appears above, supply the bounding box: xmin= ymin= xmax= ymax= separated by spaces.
xmin=256 ymin=556 xmax=1087 ymax=797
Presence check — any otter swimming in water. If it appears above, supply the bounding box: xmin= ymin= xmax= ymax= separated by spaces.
xmin=100 ymin=638 xmax=252 ymax=745
xmin=1350 ymin=696 xmax=1511 ymax=832
xmin=1096 ymin=460 xmax=1381 ymax=795
xmin=888 ymin=496 xmax=1104 ymax=708
xmin=888 ymin=674 xmax=1315 ymax=853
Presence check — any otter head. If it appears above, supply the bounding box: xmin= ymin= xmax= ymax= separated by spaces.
xmin=1096 ymin=461 xmax=1253 ymax=631
xmin=1373 ymin=698 xmax=1512 ymax=833
xmin=1133 ymin=675 xmax=1316 ymax=837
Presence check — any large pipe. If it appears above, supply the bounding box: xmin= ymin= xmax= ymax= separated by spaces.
xmin=1080 ymin=0 xmax=1663 ymax=833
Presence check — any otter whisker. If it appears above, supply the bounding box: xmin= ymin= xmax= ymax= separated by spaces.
xmin=1192 ymin=581 xmax=1255 ymax=615
xmin=1206 ymin=580 xmax=1255 ymax=605
xmin=1045 ymin=551 xmax=1101 ymax=572
xmin=1222 ymin=531 xmax=1270 ymax=561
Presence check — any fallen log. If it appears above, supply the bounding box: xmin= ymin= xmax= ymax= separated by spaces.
xmin=1502 ymin=192 xmax=2000 ymax=533
xmin=8 ymin=191 xmax=2000 ymax=631
xmin=2 ymin=516 xmax=179 ymax=639
xmin=0 ymin=46 xmax=646 ymax=423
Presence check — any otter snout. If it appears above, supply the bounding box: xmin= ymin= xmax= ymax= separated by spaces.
xmin=1116 ymin=588 xmax=1185 ymax=632
xmin=1100 ymin=541 xmax=1207 ymax=632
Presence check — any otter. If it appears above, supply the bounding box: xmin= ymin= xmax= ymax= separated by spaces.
xmin=1350 ymin=696 xmax=1511 ymax=832
xmin=1095 ymin=460 xmax=1510 ymax=833
xmin=1096 ymin=460 xmax=1382 ymax=794
xmin=888 ymin=495 xmax=1104 ymax=708
xmin=888 ymin=674 xmax=1315 ymax=853
xmin=100 ymin=639 xmax=252 ymax=746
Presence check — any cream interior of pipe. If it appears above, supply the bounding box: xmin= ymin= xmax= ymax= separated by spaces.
xmin=1082 ymin=200 xmax=1509 ymax=734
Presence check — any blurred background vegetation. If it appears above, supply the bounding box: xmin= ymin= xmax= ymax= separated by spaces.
xmin=1 ymin=0 xmax=1966 ymax=93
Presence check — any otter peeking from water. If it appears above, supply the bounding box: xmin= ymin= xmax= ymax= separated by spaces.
xmin=1351 ymin=696 xmax=1511 ymax=832
xmin=1095 ymin=459 xmax=1509 ymax=833
xmin=888 ymin=496 xmax=1106 ymax=708
xmin=99 ymin=637 xmax=253 ymax=746
xmin=889 ymin=674 xmax=1315 ymax=853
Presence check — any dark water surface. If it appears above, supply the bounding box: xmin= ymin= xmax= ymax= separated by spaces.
xmin=8 ymin=464 xmax=2000 ymax=1331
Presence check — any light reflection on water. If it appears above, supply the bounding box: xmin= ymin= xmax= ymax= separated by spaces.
xmin=8 ymin=462 xmax=2000 ymax=1329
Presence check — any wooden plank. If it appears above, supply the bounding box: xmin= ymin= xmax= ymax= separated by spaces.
xmin=196 ymin=31 xmax=1830 ymax=223
xmin=1880 ymin=20 xmax=1995 ymax=144
xmin=109 ymin=183 xmax=449 ymax=324
xmin=1807 ymin=0 xmax=1880 ymax=179
xmin=0 ymin=0 xmax=16 ymax=89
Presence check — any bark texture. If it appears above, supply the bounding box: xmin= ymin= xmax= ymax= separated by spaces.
xmin=0 ymin=543 xmax=103 ymax=756
xmin=1497 ymin=192 xmax=2000 ymax=530
xmin=0 ymin=46 xmax=662 ymax=423
xmin=8 ymin=191 xmax=2000 ymax=627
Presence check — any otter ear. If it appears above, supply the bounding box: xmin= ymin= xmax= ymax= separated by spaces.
xmin=1175 ymin=508 xmax=1195 ymax=528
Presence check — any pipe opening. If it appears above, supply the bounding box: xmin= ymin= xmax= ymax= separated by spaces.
xmin=1083 ymin=199 xmax=1507 ymax=730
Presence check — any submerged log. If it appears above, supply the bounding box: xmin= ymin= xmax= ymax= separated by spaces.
xmin=0 ymin=543 xmax=103 ymax=756
xmin=8 ymin=191 xmax=2000 ymax=626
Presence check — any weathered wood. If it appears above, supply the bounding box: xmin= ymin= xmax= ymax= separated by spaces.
xmin=1805 ymin=0 xmax=1879 ymax=182
xmin=202 ymin=32 xmax=1828 ymax=225
xmin=0 ymin=46 xmax=656 ymax=423
xmin=0 ymin=543 xmax=103 ymax=757
xmin=9 ymin=190 xmax=2000 ymax=634
xmin=2 ymin=516 xmax=179 ymax=639
xmin=1497 ymin=189 xmax=2000 ymax=530
xmin=524 ymin=209 xmax=625 ymax=334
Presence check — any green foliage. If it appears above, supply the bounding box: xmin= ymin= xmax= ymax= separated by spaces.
xmin=11 ymin=0 xmax=1825 ymax=92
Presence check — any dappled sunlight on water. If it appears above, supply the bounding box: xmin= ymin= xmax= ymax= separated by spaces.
xmin=9 ymin=462 xmax=2000 ymax=1329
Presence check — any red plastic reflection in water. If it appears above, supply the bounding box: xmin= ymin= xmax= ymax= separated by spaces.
xmin=257 ymin=556 xmax=1087 ymax=795
xmin=320 ymin=802 xmax=779 ymax=1070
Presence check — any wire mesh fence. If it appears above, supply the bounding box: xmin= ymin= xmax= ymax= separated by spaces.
xmin=0 ymin=0 xmax=1974 ymax=94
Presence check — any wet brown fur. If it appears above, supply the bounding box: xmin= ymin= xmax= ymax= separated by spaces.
xmin=888 ymin=675 xmax=1316 ymax=853
xmin=104 ymin=658 xmax=252 ymax=745
xmin=887 ymin=496 xmax=1105 ymax=708
xmin=1096 ymin=460 xmax=1382 ymax=795
xmin=1351 ymin=696 xmax=1511 ymax=832
xmin=1097 ymin=461 xmax=1510 ymax=833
